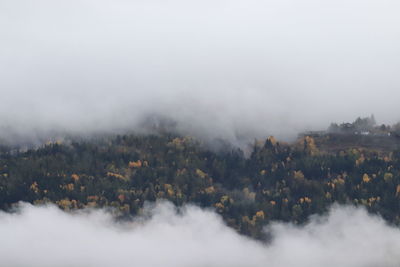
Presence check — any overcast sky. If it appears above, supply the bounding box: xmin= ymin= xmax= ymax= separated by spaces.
xmin=1 ymin=0 xmax=400 ymax=144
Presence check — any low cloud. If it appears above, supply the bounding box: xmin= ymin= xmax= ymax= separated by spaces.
xmin=0 ymin=202 xmax=399 ymax=267
xmin=1 ymin=0 xmax=400 ymax=145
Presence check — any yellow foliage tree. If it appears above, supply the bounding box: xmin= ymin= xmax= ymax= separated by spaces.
xmin=362 ymin=173 xmax=371 ymax=183
xmin=255 ymin=211 xmax=265 ymax=220
xmin=204 ymin=186 xmax=215 ymax=194
xmin=71 ymin=174 xmax=80 ymax=182
xmin=128 ymin=160 xmax=142 ymax=168
xmin=294 ymin=170 xmax=305 ymax=180
xmin=30 ymin=182 xmax=39 ymax=194
xmin=384 ymin=173 xmax=393 ymax=182
xmin=195 ymin=169 xmax=207 ymax=179
xmin=164 ymin=184 xmax=175 ymax=197
xmin=396 ymin=185 xmax=400 ymax=197
xmin=267 ymin=136 xmax=277 ymax=146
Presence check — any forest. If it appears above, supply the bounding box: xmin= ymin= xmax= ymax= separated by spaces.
xmin=1 ymin=125 xmax=400 ymax=239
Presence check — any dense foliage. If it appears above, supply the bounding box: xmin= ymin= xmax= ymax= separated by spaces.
xmin=1 ymin=133 xmax=400 ymax=239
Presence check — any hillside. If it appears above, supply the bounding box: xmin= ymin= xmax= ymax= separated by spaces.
xmin=1 ymin=132 xmax=400 ymax=239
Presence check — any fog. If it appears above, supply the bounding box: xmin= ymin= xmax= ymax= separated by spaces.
xmin=1 ymin=0 xmax=400 ymax=145
xmin=0 ymin=202 xmax=398 ymax=267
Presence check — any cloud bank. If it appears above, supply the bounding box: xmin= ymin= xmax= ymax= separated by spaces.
xmin=0 ymin=202 xmax=399 ymax=267
xmin=1 ymin=0 xmax=400 ymax=144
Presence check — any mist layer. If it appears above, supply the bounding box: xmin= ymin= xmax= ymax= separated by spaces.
xmin=0 ymin=202 xmax=399 ymax=267
xmin=1 ymin=0 xmax=400 ymax=144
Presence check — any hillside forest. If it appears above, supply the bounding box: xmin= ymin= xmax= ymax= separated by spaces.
xmin=1 ymin=117 xmax=400 ymax=239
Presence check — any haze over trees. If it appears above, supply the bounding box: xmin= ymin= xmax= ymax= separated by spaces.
xmin=1 ymin=0 xmax=400 ymax=265
xmin=1 ymin=120 xmax=400 ymax=239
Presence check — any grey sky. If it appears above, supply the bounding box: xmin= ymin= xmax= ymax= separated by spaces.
xmin=1 ymin=0 xmax=400 ymax=144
